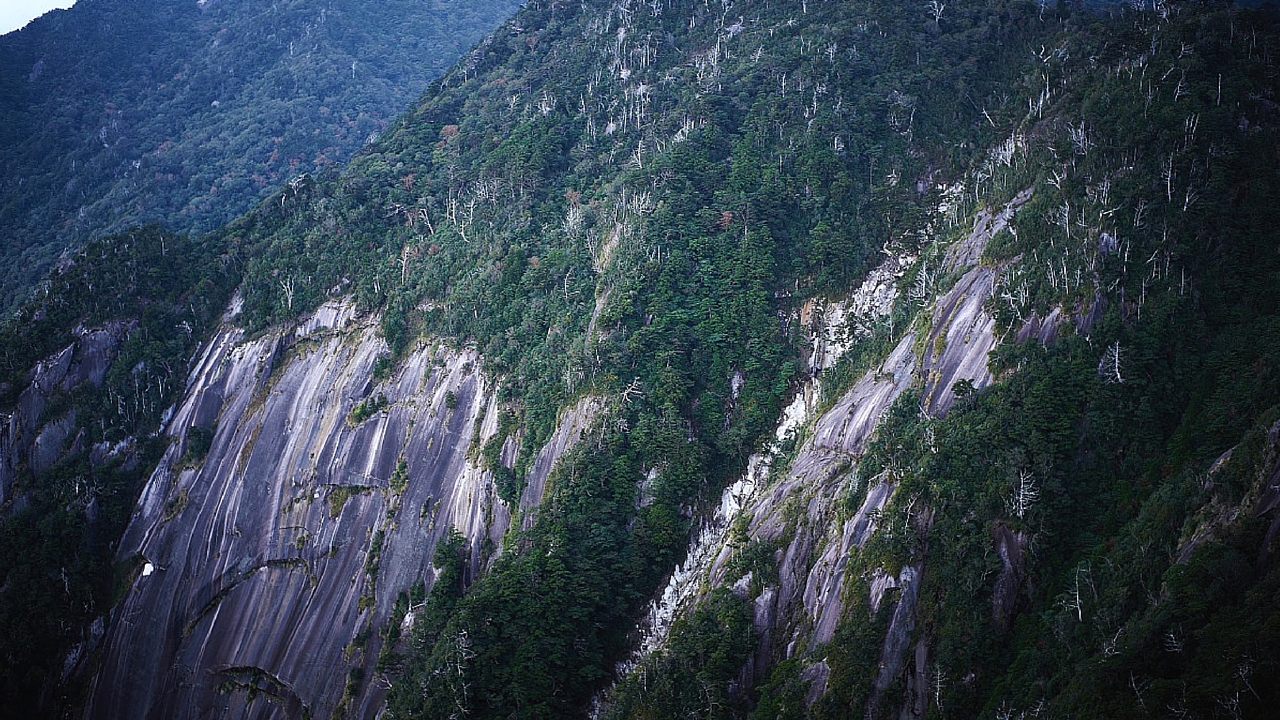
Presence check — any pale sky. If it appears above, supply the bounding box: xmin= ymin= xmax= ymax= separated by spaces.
xmin=0 ymin=0 xmax=76 ymax=36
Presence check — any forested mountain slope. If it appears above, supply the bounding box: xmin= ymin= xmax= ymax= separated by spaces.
xmin=1 ymin=0 xmax=1278 ymax=718
xmin=0 ymin=0 xmax=519 ymax=314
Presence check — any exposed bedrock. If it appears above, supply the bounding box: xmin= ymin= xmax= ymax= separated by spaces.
xmin=1 ymin=321 xmax=130 ymax=508
xmin=617 ymin=191 xmax=1035 ymax=714
xmin=992 ymin=523 xmax=1029 ymax=632
xmin=745 ymin=236 xmax=1010 ymax=676
xmin=86 ymin=300 xmax=514 ymax=719
xmin=519 ymin=395 xmax=605 ymax=530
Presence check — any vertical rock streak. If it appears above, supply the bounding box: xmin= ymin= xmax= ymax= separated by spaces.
xmin=611 ymin=191 xmax=1030 ymax=712
xmin=87 ymin=301 xmax=509 ymax=719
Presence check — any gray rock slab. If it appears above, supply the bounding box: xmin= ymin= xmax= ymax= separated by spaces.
xmin=86 ymin=301 xmax=509 ymax=720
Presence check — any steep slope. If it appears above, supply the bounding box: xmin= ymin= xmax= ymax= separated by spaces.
xmin=0 ymin=0 xmax=519 ymax=313
xmin=3 ymin=0 xmax=1280 ymax=718
xmin=77 ymin=293 xmax=611 ymax=718
xmin=87 ymin=300 xmax=515 ymax=718
xmin=599 ymin=4 xmax=1280 ymax=719
xmin=0 ymin=225 xmax=239 ymax=717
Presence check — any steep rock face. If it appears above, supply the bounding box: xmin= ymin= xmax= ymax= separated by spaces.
xmin=86 ymin=300 xmax=512 ymax=719
xmin=616 ymin=189 xmax=1032 ymax=713
xmin=802 ymin=251 xmax=915 ymax=376
xmin=518 ymin=395 xmax=605 ymax=530
xmin=920 ymin=187 xmax=1030 ymax=415
xmin=0 ymin=321 xmax=130 ymax=507
xmin=751 ymin=194 xmax=1025 ymax=668
xmin=804 ymin=478 xmax=896 ymax=648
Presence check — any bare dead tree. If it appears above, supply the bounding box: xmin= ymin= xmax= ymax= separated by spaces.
xmin=928 ymin=0 xmax=946 ymax=23
xmin=1062 ymin=566 xmax=1085 ymax=622
xmin=1007 ymin=469 xmax=1039 ymax=520
xmin=1099 ymin=341 xmax=1123 ymax=383
xmin=1130 ymin=672 xmax=1150 ymax=712
xmin=399 ymin=243 xmax=420 ymax=284
xmin=280 ymin=276 xmax=295 ymax=311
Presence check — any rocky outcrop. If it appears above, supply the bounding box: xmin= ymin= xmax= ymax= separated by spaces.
xmin=805 ymin=478 xmax=895 ymax=648
xmin=615 ymin=189 xmax=1035 ymax=715
xmin=737 ymin=229 xmax=1004 ymax=678
xmin=733 ymin=333 xmax=917 ymax=673
xmin=1255 ymin=419 xmax=1280 ymax=563
xmin=802 ymin=250 xmax=915 ymax=375
xmin=519 ymin=395 xmax=605 ymax=529
xmin=1 ymin=321 xmax=130 ymax=507
xmin=920 ymin=187 xmax=1032 ymax=415
xmin=919 ymin=262 xmax=999 ymax=416
xmin=867 ymin=563 xmax=922 ymax=715
xmin=85 ymin=300 xmax=513 ymax=719
xmin=992 ymin=523 xmax=1029 ymax=632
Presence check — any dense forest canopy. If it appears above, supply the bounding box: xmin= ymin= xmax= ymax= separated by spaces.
xmin=0 ymin=0 xmax=520 ymax=314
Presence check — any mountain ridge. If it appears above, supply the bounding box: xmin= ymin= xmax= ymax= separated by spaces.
xmin=0 ymin=0 xmax=520 ymax=314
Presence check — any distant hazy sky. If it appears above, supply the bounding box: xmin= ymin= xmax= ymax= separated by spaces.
xmin=0 ymin=0 xmax=76 ymax=35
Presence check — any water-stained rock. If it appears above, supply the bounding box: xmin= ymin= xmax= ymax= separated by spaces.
xmin=611 ymin=190 xmax=1035 ymax=714
xmin=518 ymin=394 xmax=604 ymax=529
xmin=86 ymin=301 xmax=510 ymax=720
xmin=919 ymin=264 xmax=999 ymax=416
xmin=805 ymin=479 xmax=895 ymax=648
xmin=992 ymin=523 xmax=1028 ymax=632
xmin=867 ymin=563 xmax=922 ymax=717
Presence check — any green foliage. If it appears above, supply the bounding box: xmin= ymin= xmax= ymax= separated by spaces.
xmin=809 ymin=3 xmax=1280 ymax=708
xmin=179 ymin=424 xmax=215 ymax=468
xmin=162 ymin=487 xmax=191 ymax=523
xmin=389 ymin=458 xmax=409 ymax=495
xmin=386 ymin=529 xmax=468 ymax=717
xmin=327 ymin=485 xmax=375 ymax=519
xmin=809 ymin=575 xmax=898 ymax=720
xmin=0 ymin=0 xmax=521 ymax=314
xmin=752 ymin=658 xmax=809 ymax=720
xmin=480 ymin=421 xmax=520 ymax=504
xmin=0 ymin=223 xmax=235 ymax=716
xmin=222 ymin=0 xmax=1124 ymax=716
xmin=603 ymin=589 xmax=756 ymax=720
xmin=7 ymin=0 xmax=1280 ymax=716
xmin=348 ymin=392 xmax=389 ymax=426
